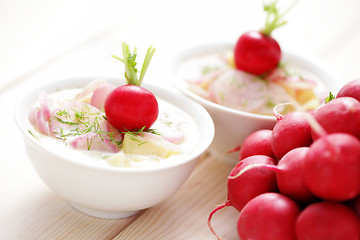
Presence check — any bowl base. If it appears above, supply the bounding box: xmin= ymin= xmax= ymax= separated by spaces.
xmin=70 ymin=202 xmax=139 ymax=219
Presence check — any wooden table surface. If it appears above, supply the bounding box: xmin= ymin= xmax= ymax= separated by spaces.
xmin=1 ymin=0 xmax=360 ymax=239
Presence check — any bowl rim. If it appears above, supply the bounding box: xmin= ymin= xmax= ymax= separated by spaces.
xmin=14 ymin=76 xmax=214 ymax=173
xmin=170 ymin=42 xmax=340 ymax=120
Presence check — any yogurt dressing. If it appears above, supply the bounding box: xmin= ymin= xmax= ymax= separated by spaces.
xmin=177 ymin=51 xmax=327 ymax=115
xmin=27 ymin=87 xmax=200 ymax=169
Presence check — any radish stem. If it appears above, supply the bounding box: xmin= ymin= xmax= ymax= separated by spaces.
xmin=112 ymin=42 xmax=156 ymax=86
xmin=262 ymin=0 xmax=299 ymax=36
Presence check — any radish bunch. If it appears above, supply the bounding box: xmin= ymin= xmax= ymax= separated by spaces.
xmin=208 ymin=78 xmax=360 ymax=240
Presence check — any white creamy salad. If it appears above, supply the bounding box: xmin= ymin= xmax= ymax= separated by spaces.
xmin=177 ymin=51 xmax=325 ymax=115
xmin=27 ymin=79 xmax=199 ymax=168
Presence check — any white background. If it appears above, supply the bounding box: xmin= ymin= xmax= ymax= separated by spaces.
xmin=1 ymin=0 xmax=360 ymax=91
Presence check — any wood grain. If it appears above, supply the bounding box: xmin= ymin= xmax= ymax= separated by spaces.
xmin=114 ymin=155 xmax=239 ymax=240
xmin=4 ymin=195 xmax=142 ymax=240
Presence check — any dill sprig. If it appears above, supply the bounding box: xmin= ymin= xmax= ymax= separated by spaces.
xmin=28 ymin=130 xmax=39 ymax=140
xmin=122 ymin=126 xmax=160 ymax=146
xmin=51 ymin=109 xmax=122 ymax=149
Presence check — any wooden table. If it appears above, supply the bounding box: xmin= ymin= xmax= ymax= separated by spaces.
xmin=1 ymin=0 xmax=360 ymax=239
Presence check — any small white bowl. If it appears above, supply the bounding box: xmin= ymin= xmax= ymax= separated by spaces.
xmin=171 ymin=43 xmax=340 ymax=165
xmin=15 ymin=77 xmax=214 ymax=218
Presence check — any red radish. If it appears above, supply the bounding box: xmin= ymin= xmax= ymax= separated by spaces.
xmin=238 ymin=147 xmax=316 ymax=205
xmin=105 ymin=43 xmax=158 ymax=132
xmin=275 ymin=147 xmax=317 ymax=204
xmin=349 ymin=195 xmax=360 ymax=217
xmin=304 ymin=133 xmax=360 ymax=201
xmin=227 ymin=155 xmax=278 ymax=211
xmin=208 ymin=155 xmax=277 ymax=239
xmin=234 ymin=31 xmax=281 ymax=75
xmin=237 ymin=192 xmax=301 ymax=240
xmin=271 ymin=111 xmax=313 ymax=159
xmin=296 ymin=201 xmax=360 ymax=240
xmin=312 ymin=97 xmax=360 ymax=140
xmin=105 ymin=85 xmax=158 ymax=131
xmin=337 ymin=78 xmax=360 ymax=102
xmin=239 ymin=129 xmax=276 ymax=160
xmin=234 ymin=0 xmax=297 ymax=75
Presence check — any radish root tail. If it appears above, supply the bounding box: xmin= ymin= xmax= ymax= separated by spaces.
xmin=207 ymin=200 xmax=231 ymax=240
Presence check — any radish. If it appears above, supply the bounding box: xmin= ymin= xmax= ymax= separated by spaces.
xmin=50 ymin=102 xmax=109 ymax=138
xmin=39 ymin=91 xmax=51 ymax=122
xmin=238 ymin=147 xmax=316 ymax=205
xmin=208 ymin=69 xmax=291 ymax=114
xmin=91 ymin=83 xmax=116 ymax=110
xmin=239 ymin=129 xmax=276 ymax=160
xmin=104 ymin=43 xmax=158 ymax=132
xmin=30 ymin=107 xmax=51 ymax=135
xmin=234 ymin=0 xmax=297 ymax=75
xmin=237 ymin=192 xmax=301 ymax=240
xmin=75 ymin=78 xmax=108 ymax=102
xmin=271 ymin=111 xmax=313 ymax=159
xmin=208 ymin=69 xmax=267 ymax=111
xmin=275 ymin=147 xmax=317 ymax=204
xmin=28 ymin=92 xmax=51 ymax=135
xmin=49 ymin=102 xmax=122 ymax=151
xmin=337 ymin=78 xmax=360 ymax=102
xmin=234 ymin=31 xmax=281 ymax=76
xmin=295 ymin=201 xmax=360 ymax=240
xmin=70 ymin=132 xmax=119 ymax=153
xmin=304 ymin=133 xmax=360 ymax=201
xmin=227 ymin=155 xmax=278 ymax=211
xmin=208 ymin=155 xmax=277 ymax=239
xmin=312 ymin=97 xmax=360 ymax=140
xmin=349 ymin=195 xmax=360 ymax=217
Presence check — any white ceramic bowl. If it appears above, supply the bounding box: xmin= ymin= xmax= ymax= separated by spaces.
xmin=171 ymin=43 xmax=341 ymax=165
xmin=15 ymin=77 xmax=214 ymax=219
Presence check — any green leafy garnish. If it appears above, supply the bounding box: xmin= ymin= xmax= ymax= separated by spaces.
xmin=121 ymin=126 xmax=160 ymax=146
xmin=122 ymin=126 xmax=158 ymax=137
xmin=86 ymin=134 xmax=93 ymax=151
xmin=147 ymin=128 xmax=160 ymax=135
xmin=262 ymin=0 xmax=299 ymax=36
xmin=74 ymin=110 xmax=86 ymax=120
xmin=51 ymin=109 xmax=122 ymax=149
xmin=51 ymin=115 xmax=82 ymax=126
xmin=324 ymin=92 xmax=335 ymax=103
xmin=123 ymin=126 xmax=147 ymax=145
xmin=28 ymin=130 xmax=39 ymax=140
xmin=112 ymin=42 xmax=156 ymax=86
xmin=56 ymin=109 xmax=70 ymax=117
